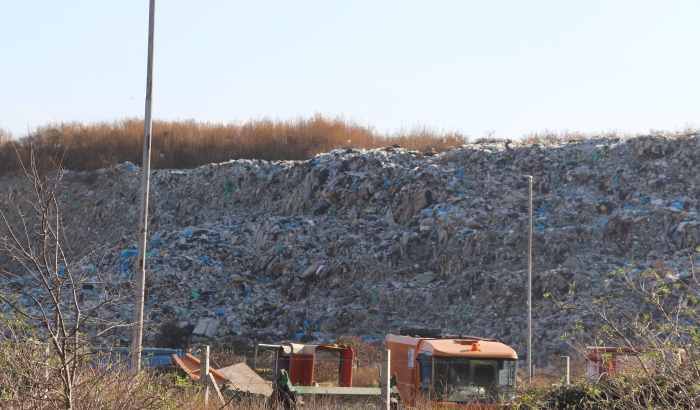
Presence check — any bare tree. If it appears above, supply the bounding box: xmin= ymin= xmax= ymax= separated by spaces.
xmin=0 ymin=152 xmax=133 ymax=409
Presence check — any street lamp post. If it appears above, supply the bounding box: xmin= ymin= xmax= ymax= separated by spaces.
xmin=524 ymin=175 xmax=533 ymax=383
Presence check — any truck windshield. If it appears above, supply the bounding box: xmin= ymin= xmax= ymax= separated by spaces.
xmin=430 ymin=357 xmax=517 ymax=403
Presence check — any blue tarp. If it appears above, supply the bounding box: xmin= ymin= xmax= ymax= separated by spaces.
xmin=119 ymin=250 xmax=139 ymax=275
xmin=96 ymin=348 xmax=186 ymax=369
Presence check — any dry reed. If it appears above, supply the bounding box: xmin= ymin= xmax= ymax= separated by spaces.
xmin=0 ymin=115 xmax=468 ymax=173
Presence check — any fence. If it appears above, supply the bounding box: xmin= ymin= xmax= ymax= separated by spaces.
xmin=525 ymin=356 xmax=587 ymax=387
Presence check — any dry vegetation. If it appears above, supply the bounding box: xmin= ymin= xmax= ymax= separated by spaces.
xmin=0 ymin=330 xmax=385 ymax=409
xmin=520 ymin=122 xmax=699 ymax=146
xmin=3 ymin=115 xmax=696 ymax=175
xmin=3 ymin=116 xmax=695 ymax=175
xmin=0 ymin=115 xmax=467 ymax=173
xmin=311 ymin=336 xmax=383 ymax=388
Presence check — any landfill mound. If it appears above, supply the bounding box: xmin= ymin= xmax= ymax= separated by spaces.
xmin=1 ymin=133 xmax=699 ymax=362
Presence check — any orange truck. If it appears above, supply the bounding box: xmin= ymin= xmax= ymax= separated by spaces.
xmin=386 ymin=330 xmax=518 ymax=407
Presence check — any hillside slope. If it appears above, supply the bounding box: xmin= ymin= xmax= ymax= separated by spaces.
xmin=1 ymin=133 xmax=699 ymax=362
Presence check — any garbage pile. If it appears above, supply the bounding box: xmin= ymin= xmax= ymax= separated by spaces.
xmin=1 ymin=133 xmax=699 ymax=362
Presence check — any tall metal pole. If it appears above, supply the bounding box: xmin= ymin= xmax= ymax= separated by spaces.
xmin=132 ymin=0 xmax=156 ymax=371
xmin=525 ymin=175 xmax=533 ymax=383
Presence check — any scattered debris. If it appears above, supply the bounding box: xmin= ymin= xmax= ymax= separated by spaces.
xmin=2 ymin=133 xmax=700 ymax=362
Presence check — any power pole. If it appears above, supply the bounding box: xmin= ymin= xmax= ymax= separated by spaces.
xmin=524 ymin=175 xmax=533 ymax=383
xmin=132 ymin=0 xmax=156 ymax=371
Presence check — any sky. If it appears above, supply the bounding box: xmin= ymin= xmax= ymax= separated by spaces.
xmin=1 ymin=1 xmax=698 ymax=139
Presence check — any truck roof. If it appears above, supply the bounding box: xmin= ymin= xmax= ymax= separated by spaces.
xmin=386 ymin=334 xmax=518 ymax=359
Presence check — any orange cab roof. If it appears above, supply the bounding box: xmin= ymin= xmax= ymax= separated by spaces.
xmin=386 ymin=334 xmax=518 ymax=359
xmin=421 ymin=339 xmax=518 ymax=359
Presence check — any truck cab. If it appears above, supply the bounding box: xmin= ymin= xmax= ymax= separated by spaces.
xmin=253 ymin=342 xmax=401 ymax=409
xmin=386 ymin=331 xmax=518 ymax=407
xmin=253 ymin=343 xmax=354 ymax=387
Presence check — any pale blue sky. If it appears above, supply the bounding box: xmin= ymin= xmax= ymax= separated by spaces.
xmin=1 ymin=1 xmax=698 ymax=139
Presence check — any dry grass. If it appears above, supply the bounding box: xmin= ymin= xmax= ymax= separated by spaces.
xmin=0 ymin=115 xmax=468 ymax=173
xmin=353 ymin=366 xmax=381 ymax=388
xmin=3 ymin=116 xmax=689 ymax=174
xmin=516 ymin=356 xmax=588 ymax=390
xmin=520 ymin=129 xmax=632 ymax=145
xmin=519 ymin=126 xmax=699 ymax=146
xmin=210 ymin=348 xmax=248 ymax=369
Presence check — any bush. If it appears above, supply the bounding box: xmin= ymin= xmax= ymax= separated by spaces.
xmin=539 ymin=248 xmax=700 ymax=409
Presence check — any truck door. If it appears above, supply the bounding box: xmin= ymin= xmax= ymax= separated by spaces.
xmin=417 ymin=354 xmax=432 ymax=399
xmin=290 ymin=354 xmax=315 ymax=386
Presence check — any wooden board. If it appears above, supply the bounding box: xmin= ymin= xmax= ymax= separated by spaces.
xmin=218 ymin=362 xmax=273 ymax=397
xmin=171 ymin=353 xmax=228 ymax=386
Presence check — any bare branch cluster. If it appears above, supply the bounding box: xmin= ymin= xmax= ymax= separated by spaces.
xmin=526 ymin=249 xmax=700 ymax=409
xmin=0 ymin=150 xmax=138 ymax=408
